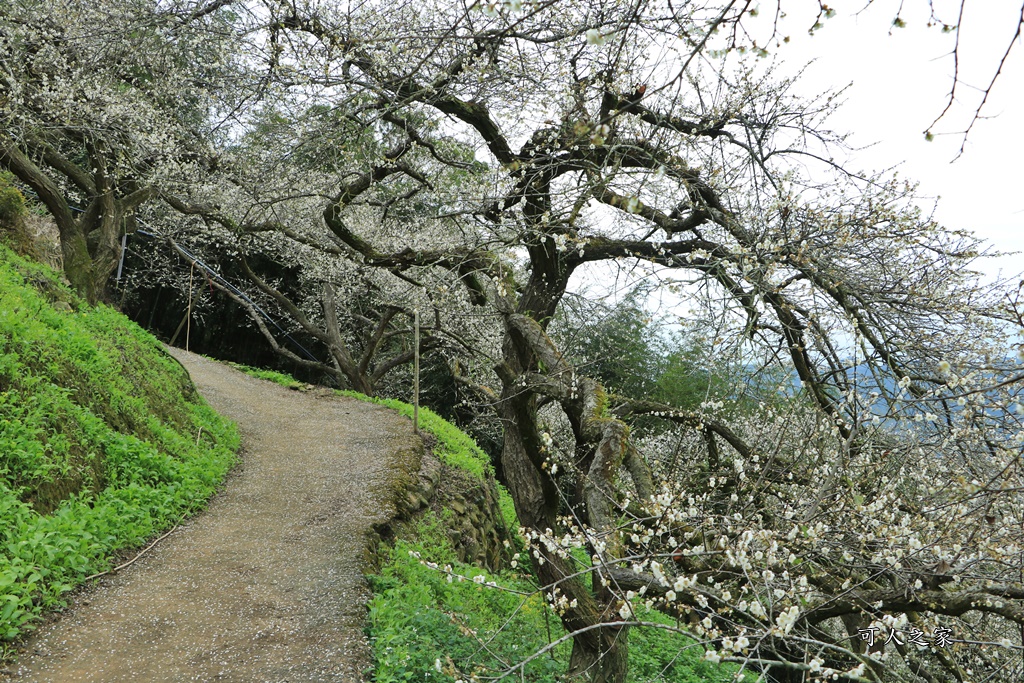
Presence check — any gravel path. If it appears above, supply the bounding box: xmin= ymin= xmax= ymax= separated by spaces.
xmin=3 ymin=348 xmax=421 ymax=682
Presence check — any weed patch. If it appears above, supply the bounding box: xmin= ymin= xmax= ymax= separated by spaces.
xmin=227 ymin=362 xmax=306 ymax=390
xmin=367 ymin=514 xmax=568 ymax=682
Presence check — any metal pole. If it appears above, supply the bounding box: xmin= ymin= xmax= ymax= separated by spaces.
xmin=413 ymin=308 xmax=420 ymax=434
xmin=186 ymin=263 xmax=195 ymax=352
xmin=115 ymin=233 xmax=127 ymax=282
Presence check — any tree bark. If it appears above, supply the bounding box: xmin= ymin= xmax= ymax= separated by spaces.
xmin=0 ymin=141 xmax=97 ymax=299
xmin=567 ymin=630 xmax=629 ymax=683
xmin=0 ymin=140 xmax=153 ymax=304
xmin=498 ymin=299 xmax=652 ymax=683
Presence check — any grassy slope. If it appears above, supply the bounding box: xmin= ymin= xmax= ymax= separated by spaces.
xmin=0 ymin=244 xmax=238 ymax=652
xmin=234 ymin=366 xmax=737 ymax=682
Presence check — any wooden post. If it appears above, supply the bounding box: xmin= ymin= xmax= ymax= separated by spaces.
xmin=413 ymin=308 xmax=420 ymax=434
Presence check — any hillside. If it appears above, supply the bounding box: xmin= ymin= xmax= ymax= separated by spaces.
xmin=0 ymin=241 xmax=238 ymax=654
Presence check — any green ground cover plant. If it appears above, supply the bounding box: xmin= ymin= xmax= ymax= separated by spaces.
xmin=368 ymin=514 xmax=742 ymax=683
xmin=227 ymin=362 xmax=307 ymax=390
xmin=354 ymin=395 xmax=737 ymax=681
xmin=0 ymin=244 xmax=238 ymax=651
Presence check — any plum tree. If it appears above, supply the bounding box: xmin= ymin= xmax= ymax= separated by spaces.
xmin=213 ymin=2 xmax=1022 ymax=681
xmin=0 ymin=0 xmax=250 ymax=302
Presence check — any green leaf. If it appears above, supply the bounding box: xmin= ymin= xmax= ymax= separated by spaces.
xmin=1 ymin=596 xmax=18 ymax=622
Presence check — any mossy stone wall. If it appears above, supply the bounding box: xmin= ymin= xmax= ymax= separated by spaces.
xmin=378 ymin=442 xmax=512 ymax=574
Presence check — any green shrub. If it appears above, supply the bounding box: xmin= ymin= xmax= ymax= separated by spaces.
xmin=0 ymin=173 xmax=26 ymax=226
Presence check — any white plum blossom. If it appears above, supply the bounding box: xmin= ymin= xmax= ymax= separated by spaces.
xmin=775 ymin=606 xmax=800 ymax=635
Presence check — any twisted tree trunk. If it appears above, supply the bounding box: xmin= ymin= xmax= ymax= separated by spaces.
xmin=498 ymin=310 xmax=654 ymax=683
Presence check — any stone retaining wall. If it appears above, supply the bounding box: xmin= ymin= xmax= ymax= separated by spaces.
xmin=371 ymin=438 xmax=513 ymax=573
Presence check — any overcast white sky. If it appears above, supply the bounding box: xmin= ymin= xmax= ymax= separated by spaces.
xmin=759 ymin=0 xmax=1023 ymax=280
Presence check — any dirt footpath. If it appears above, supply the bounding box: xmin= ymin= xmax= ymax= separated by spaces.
xmin=3 ymin=348 xmax=421 ymax=682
